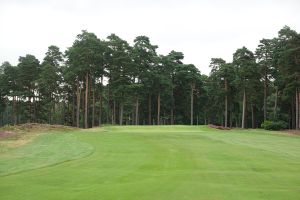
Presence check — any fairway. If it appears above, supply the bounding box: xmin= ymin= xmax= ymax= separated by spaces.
xmin=0 ymin=126 xmax=300 ymax=200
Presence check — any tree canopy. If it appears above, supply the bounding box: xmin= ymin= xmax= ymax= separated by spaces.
xmin=0 ymin=26 xmax=299 ymax=129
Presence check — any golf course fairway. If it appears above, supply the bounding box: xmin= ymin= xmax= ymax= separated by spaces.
xmin=0 ymin=125 xmax=300 ymax=200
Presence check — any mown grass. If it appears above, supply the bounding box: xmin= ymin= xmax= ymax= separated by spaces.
xmin=0 ymin=125 xmax=300 ymax=200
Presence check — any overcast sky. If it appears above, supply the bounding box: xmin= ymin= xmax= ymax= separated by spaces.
xmin=0 ymin=0 xmax=299 ymax=74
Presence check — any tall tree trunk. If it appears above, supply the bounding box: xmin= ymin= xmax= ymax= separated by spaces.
xmin=16 ymin=97 xmax=19 ymax=124
xmin=264 ymin=71 xmax=268 ymax=121
xmin=273 ymin=87 xmax=278 ymax=119
xmin=49 ymin=94 xmax=52 ymax=124
xmin=28 ymin=94 xmax=31 ymax=123
xmin=119 ymin=102 xmax=123 ymax=125
xmin=99 ymin=75 xmax=103 ymax=126
xmin=76 ymin=81 xmax=81 ymax=128
xmin=251 ymin=104 xmax=255 ymax=128
xmin=111 ymin=101 xmax=114 ymax=124
xmin=298 ymin=90 xmax=300 ymax=130
xmin=33 ymin=95 xmax=36 ymax=123
xmin=84 ymin=72 xmax=89 ymax=129
xmin=171 ymin=82 xmax=174 ymax=125
xmin=53 ymin=101 xmax=56 ymax=124
xmin=17 ymin=97 xmax=19 ymax=124
xmin=0 ymin=112 xmax=3 ymax=126
xmin=107 ymin=84 xmax=110 ymax=124
xmin=72 ymin=93 xmax=75 ymax=126
xmin=135 ymin=97 xmax=139 ymax=125
xmin=289 ymin=108 xmax=292 ymax=129
xmin=291 ymin=99 xmax=295 ymax=129
xmin=12 ymin=96 xmax=17 ymax=125
xmin=92 ymin=88 xmax=95 ymax=127
xmin=99 ymin=94 xmax=102 ymax=126
xmin=62 ymin=97 xmax=66 ymax=125
xmin=170 ymin=109 xmax=174 ymax=125
xmin=148 ymin=94 xmax=152 ymax=125
xmin=191 ymin=83 xmax=195 ymax=125
xmin=67 ymin=98 xmax=70 ymax=125
xmin=157 ymin=92 xmax=160 ymax=125
xmin=230 ymin=110 xmax=233 ymax=128
xmin=113 ymin=100 xmax=116 ymax=124
xmin=224 ymin=78 xmax=228 ymax=128
xmin=296 ymin=88 xmax=299 ymax=130
xmin=242 ymin=89 xmax=246 ymax=129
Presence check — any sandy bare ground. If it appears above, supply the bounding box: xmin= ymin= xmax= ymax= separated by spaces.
xmin=282 ymin=130 xmax=300 ymax=136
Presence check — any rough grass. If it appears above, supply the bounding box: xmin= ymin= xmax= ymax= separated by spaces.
xmin=0 ymin=124 xmax=92 ymax=176
xmin=0 ymin=123 xmax=76 ymax=149
xmin=0 ymin=125 xmax=300 ymax=200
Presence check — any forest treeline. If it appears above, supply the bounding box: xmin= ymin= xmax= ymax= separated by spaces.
xmin=0 ymin=26 xmax=299 ymax=129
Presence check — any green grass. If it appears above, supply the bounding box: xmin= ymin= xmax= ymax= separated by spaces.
xmin=0 ymin=125 xmax=300 ymax=200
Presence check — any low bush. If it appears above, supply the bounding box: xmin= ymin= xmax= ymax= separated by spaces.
xmin=261 ymin=120 xmax=288 ymax=130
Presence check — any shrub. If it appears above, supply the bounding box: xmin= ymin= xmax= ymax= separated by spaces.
xmin=261 ymin=120 xmax=288 ymax=130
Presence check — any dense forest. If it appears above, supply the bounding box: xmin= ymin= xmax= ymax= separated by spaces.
xmin=0 ymin=26 xmax=299 ymax=129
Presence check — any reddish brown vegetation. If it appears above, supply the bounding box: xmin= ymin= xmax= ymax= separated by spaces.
xmin=0 ymin=131 xmax=16 ymax=139
xmin=0 ymin=123 xmax=75 ymax=138
xmin=208 ymin=124 xmax=231 ymax=130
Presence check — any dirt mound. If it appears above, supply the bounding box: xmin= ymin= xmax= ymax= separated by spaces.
xmin=208 ymin=124 xmax=231 ymax=130
xmin=17 ymin=123 xmax=70 ymax=130
xmin=0 ymin=131 xmax=17 ymax=139
xmin=1 ymin=123 xmax=75 ymax=133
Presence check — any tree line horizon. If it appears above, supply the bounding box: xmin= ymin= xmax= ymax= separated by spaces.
xmin=0 ymin=25 xmax=299 ymax=129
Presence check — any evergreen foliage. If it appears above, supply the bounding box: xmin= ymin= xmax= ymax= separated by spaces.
xmin=0 ymin=27 xmax=299 ymax=129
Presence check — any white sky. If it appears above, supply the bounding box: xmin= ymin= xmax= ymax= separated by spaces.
xmin=0 ymin=0 xmax=299 ymax=74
